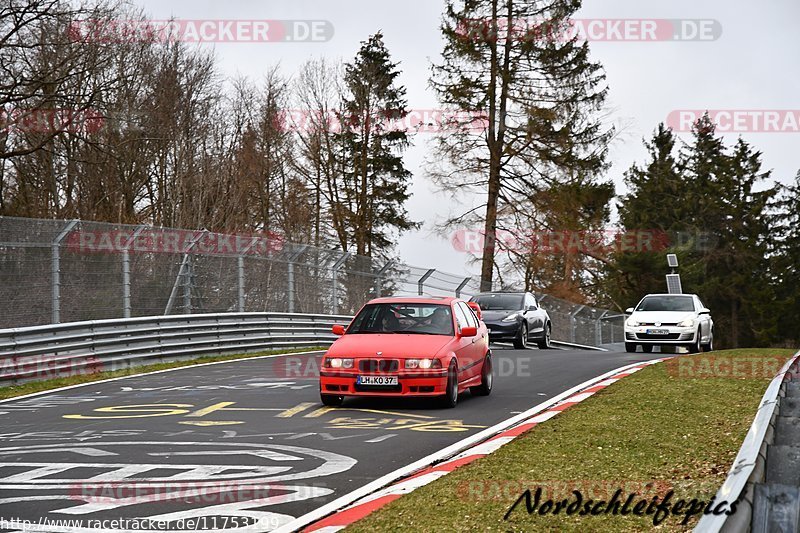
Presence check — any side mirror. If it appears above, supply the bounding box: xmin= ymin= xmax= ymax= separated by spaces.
xmin=467 ymin=301 xmax=482 ymax=320
xmin=699 ymin=308 xmax=711 ymax=315
xmin=526 ymin=305 xmax=537 ymax=312
xmin=625 ymin=307 xmax=634 ymax=314
xmin=460 ymin=326 xmax=478 ymax=338
xmin=332 ymin=324 xmax=346 ymax=336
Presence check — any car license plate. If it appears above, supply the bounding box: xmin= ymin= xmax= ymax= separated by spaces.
xmin=357 ymin=375 xmax=398 ymax=386
xmin=646 ymin=329 xmax=669 ymax=335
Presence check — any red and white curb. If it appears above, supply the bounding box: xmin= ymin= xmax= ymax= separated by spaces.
xmin=287 ymin=358 xmax=670 ymax=533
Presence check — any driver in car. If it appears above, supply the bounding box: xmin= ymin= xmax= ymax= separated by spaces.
xmin=427 ymin=307 xmax=450 ymax=332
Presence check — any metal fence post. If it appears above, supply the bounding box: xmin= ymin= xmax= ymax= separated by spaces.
xmin=237 ymin=237 xmax=259 ymax=312
xmin=122 ymin=225 xmax=147 ymax=318
xmin=331 ymin=252 xmax=350 ymax=314
xmin=183 ymin=258 xmax=193 ymax=314
xmin=374 ymin=262 xmax=393 ymax=297
xmin=570 ymin=305 xmax=585 ymax=344
xmin=455 ymin=277 xmax=471 ymax=298
xmin=165 ymin=230 xmax=207 ymax=315
xmin=237 ymin=257 xmax=245 ymax=312
xmin=418 ymin=269 xmax=436 ymax=296
xmin=287 ymin=245 xmax=308 ymax=314
xmin=51 ymin=220 xmax=79 ymax=324
xmin=596 ymin=311 xmax=608 ymax=346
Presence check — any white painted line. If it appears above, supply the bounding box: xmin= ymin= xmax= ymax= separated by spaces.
xmin=0 ymin=350 xmax=326 ymax=406
xmin=449 ymin=436 xmax=514 ymax=459
xmin=562 ymin=391 xmax=597 ymax=403
xmin=357 ymin=471 xmax=449 ymax=506
xmin=274 ymin=359 xmax=662 ymax=533
xmin=527 ymin=410 xmax=560 ymax=424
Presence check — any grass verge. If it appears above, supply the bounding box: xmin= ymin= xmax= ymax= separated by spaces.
xmin=0 ymin=347 xmax=326 ymax=401
xmin=346 ymin=348 xmax=797 ymax=533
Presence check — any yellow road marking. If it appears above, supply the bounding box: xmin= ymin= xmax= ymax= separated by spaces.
xmin=179 ymin=421 xmax=244 ymax=427
xmin=303 ymin=407 xmax=434 ymax=419
xmin=64 ymin=404 xmax=193 ymax=420
xmin=276 ymin=402 xmax=317 ymax=418
xmin=186 ymin=402 xmax=237 ymax=417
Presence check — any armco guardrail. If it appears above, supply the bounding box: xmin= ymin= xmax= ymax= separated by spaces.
xmin=0 ymin=312 xmax=354 ymax=386
xmin=694 ymin=350 xmax=800 ymax=533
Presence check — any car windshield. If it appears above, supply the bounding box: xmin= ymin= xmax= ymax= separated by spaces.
xmin=471 ymin=294 xmax=523 ymax=311
xmin=348 ymin=303 xmax=454 ymax=336
xmin=636 ymin=296 xmax=695 ymax=312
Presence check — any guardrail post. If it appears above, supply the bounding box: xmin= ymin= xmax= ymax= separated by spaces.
xmin=51 ymin=220 xmax=79 ymax=324
xmin=287 ymin=245 xmax=308 ymax=314
xmin=455 ymin=277 xmax=471 ymax=298
xmin=374 ymin=261 xmax=393 ymax=298
xmin=569 ymin=305 xmax=585 ymax=344
xmin=418 ymin=269 xmax=436 ymax=296
xmin=331 ymin=252 xmax=350 ymax=314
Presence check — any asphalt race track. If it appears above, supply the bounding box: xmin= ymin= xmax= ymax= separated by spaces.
xmin=0 ymin=346 xmax=663 ymax=532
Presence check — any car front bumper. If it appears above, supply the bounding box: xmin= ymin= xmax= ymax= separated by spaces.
xmin=624 ymin=326 xmax=697 ymax=344
xmin=319 ymin=369 xmax=449 ymax=397
xmin=484 ymin=320 xmax=522 ymax=341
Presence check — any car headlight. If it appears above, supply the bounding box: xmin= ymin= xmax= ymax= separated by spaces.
xmin=502 ymin=313 xmax=521 ymax=322
xmin=626 ymin=318 xmax=637 ymax=327
xmin=677 ymin=319 xmax=695 ymax=328
xmin=325 ymin=358 xmax=354 ymax=369
xmin=405 ymin=359 xmax=441 ymax=369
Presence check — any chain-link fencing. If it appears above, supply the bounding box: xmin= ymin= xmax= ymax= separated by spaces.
xmin=0 ymin=216 xmax=624 ymax=345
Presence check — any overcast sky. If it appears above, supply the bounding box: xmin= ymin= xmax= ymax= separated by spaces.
xmin=135 ymin=0 xmax=800 ymax=277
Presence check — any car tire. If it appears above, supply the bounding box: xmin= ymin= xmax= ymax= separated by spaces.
xmin=470 ymin=353 xmax=493 ymax=396
xmin=625 ymin=342 xmax=637 ymax=353
xmin=513 ymin=323 xmax=528 ymax=349
xmin=701 ymin=331 xmax=714 ymax=352
xmin=441 ymin=361 xmax=459 ymax=408
xmin=320 ymin=393 xmax=344 ymax=407
xmin=687 ymin=329 xmax=701 ymax=354
xmin=537 ymin=323 xmax=551 ymax=350
xmin=641 ymin=345 xmax=653 ymax=353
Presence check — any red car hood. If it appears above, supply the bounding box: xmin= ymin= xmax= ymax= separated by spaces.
xmin=327 ymin=333 xmax=452 ymax=358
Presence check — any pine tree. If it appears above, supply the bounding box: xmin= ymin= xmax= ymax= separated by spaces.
xmin=431 ymin=0 xmax=613 ymax=291
xmin=609 ymin=116 xmax=779 ymax=347
xmin=605 ymin=124 xmax=686 ymax=310
xmin=767 ymin=170 xmax=800 ymax=346
xmin=331 ymin=32 xmax=417 ymax=259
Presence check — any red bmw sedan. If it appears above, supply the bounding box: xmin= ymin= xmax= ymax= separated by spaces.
xmin=319 ymin=296 xmax=492 ymax=408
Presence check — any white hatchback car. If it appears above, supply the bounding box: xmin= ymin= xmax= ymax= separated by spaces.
xmin=624 ymin=294 xmax=713 ymax=353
